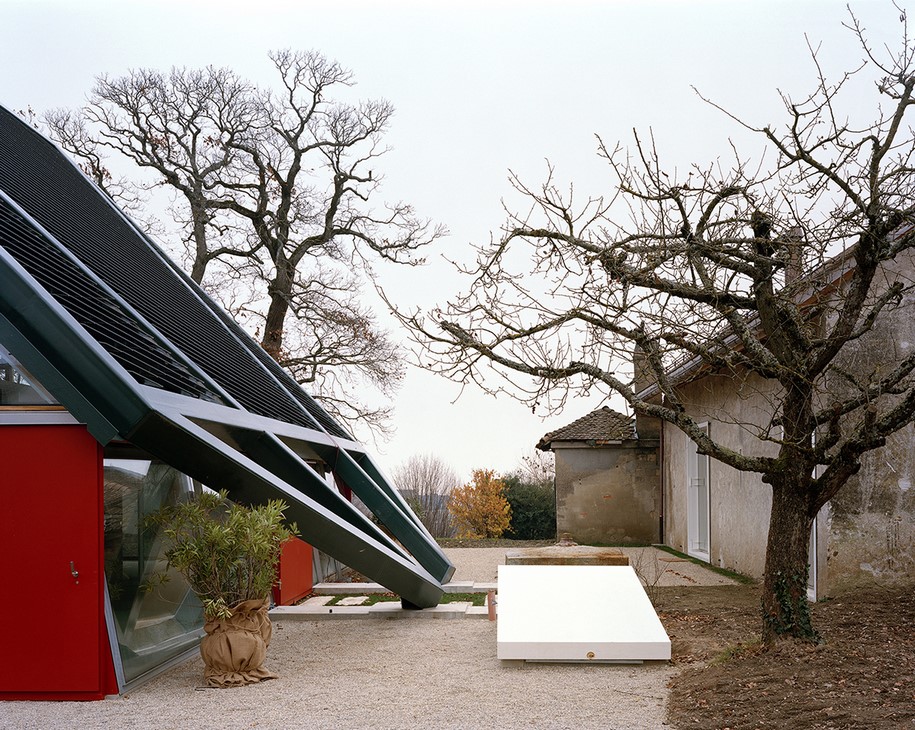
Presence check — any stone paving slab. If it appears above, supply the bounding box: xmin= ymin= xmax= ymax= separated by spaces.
xmin=271 ymin=600 xmax=486 ymax=621
xmin=336 ymin=596 xmax=369 ymax=605
xmin=471 ymin=582 xmax=497 ymax=592
xmin=283 ymin=548 xmax=738 ymax=623
xmin=271 ymin=604 xmax=373 ymax=620
xmin=505 ymin=545 xmax=630 ymax=566
xmin=442 ymin=580 xmax=476 ymax=592
xmin=313 ymin=582 xmax=385 ymax=595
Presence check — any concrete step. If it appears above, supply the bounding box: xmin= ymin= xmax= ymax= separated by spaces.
xmin=312 ymin=581 xmax=497 ymax=595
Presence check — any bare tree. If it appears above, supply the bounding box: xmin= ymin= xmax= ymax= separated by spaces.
xmin=395 ymin=11 xmax=915 ymax=642
xmin=45 ymin=51 xmax=444 ymax=435
xmin=515 ymin=449 xmax=555 ymax=489
xmin=393 ymin=453 xmax=460 ymax=538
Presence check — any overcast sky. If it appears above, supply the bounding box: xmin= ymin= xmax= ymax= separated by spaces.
xmin=0 ymin=0 xmax=903 ymax=481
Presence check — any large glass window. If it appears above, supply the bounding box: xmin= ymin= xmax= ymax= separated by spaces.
xmin=103 ymin=456 xmax=205 ymax=684
xmin=0 ymin=346 xmax=58 ymax=406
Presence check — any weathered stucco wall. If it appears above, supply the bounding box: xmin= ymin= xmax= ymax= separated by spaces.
xmin=663 ymin=252 xmax=915 ymax=595
xmin=554 ymin=442 xmax=660 ymax=544
xmin=662 ymin=371 xmax=776 ymax=581
xmin=820 ymin=257 xmax=915 ymax=592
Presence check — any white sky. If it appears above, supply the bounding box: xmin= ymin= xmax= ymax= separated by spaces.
xmin=0 ymin=0 xmax=902 ymax=481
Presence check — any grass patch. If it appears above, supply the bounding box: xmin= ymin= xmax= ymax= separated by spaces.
xmin=709 ymin=639 xmax=765 ymax=666
xmin=439 ymin=592 xmax=487 ymax=606
xmin=325 ymin=593 xmax=400 ymax=606
xmin=653 ymin=545 xmax=755 ymax=584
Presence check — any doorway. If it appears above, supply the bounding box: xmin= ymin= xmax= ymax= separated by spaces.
xmin=687 ymin=423 xmax=710 ymax=561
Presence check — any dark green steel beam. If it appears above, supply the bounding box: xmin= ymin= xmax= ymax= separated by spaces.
xmin=228 ymin=428 xmax=408 ymax=559
xmin=0 ymin=253 xmax=144 ymax=442
xmin=312 ymin=442 xmax=455 ymax=584
xmin=128 ymin=412 xmax=444 ymax=608
xmin=352 ymin=450 xmax=456 ymax=583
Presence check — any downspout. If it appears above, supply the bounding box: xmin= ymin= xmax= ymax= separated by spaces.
xmin=658 ymin=415 xmax=665 ymax=545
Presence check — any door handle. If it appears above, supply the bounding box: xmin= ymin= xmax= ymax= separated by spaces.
xmin=70 ymin=560 xmax=79 ymax=584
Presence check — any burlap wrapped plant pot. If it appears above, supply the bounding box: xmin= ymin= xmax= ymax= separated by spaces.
xmin=200 ymin=598 xmax=277 ymax=688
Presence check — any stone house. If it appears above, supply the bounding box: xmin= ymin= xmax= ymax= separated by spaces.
xmin=540 ymin=246 xmax=915 ymax=599
xmin=638 ymin=247 xmax=915 ymax=599
xmin=536 ymin=406 xmax=660 ymax=545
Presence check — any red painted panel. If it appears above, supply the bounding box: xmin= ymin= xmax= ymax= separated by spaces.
xmin=0 ymin=425 xmax=101 ymax=695
xmin=273 ymin=537 xmax=313 ymax=605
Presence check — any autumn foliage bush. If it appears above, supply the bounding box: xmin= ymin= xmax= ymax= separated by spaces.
xmin=447 ymin=469 xmax=512 ymax=538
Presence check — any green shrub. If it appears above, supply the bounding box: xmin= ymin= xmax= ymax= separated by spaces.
xmin=503 ymin=475 xmax=556 ymax=540
xmin=146 ymin=490 xmax=297 ymax=620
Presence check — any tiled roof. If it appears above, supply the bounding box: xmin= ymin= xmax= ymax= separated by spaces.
xmin=536 ymin=406 xmax=635 ymax=450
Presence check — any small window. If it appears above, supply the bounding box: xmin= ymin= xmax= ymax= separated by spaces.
xmin=0 ymin=346 xmax=58 ymax=406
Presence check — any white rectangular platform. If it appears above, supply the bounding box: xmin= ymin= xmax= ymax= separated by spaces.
xmin=496 ymin=564 xmax=671 ymax=663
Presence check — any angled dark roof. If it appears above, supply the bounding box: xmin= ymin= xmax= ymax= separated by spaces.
xmin=0 ymin=105 xmax=453 ymax=606
xmin=0 ymin=106 xmax=348 ymax=438
xmin=536 ymin=406 xmax=635 ymax=450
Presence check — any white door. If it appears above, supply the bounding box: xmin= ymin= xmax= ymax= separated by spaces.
xmin=807 ymin=444 xmax=824 ymax=601
xmin=807 ymin=503 xmax=826 ymax=601
xmin=687 ymin=423 xmax=710 ymax=561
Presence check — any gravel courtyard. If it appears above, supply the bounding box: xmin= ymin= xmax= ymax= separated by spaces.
xmin=2 ymin=547 xmax=727 ymax=730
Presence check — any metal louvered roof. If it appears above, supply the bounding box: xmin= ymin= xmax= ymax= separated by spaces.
xmin=0 ymin=104 xmax=351 ymax=439
xmin=0 ymin=103 xmax=453 ymax=606
xmin=0 ymin=198 xmax=220 ymax=401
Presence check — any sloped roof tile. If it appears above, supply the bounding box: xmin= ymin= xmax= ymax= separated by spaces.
xmin=536 ymin=406 xmax=635 ymax=450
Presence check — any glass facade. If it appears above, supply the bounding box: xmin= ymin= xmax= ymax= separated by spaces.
xmin=103 ymin=457 xmax=205 ymax=684
xmin=1 ymin=338 xmax=206 ymax=688
xmin=0 ymin=347 xmax=58 ymax=405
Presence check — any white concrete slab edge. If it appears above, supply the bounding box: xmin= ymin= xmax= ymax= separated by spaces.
xmin=496 ymin=564 xmax=671 ymax=663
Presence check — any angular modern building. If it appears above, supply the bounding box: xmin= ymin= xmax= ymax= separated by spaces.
xmin=0 ymin=105 xmax=453 ymax=700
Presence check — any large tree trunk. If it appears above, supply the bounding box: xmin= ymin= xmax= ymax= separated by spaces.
xmin=261 ymin=262 xmax=292 ymax=360
xmin=186 ymin=195 xmax=210 ymax=284
xmin=760 ymin=479 xmax=817 ymax=643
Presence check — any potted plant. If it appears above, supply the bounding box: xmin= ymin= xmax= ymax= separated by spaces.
xmin=147 ymin=490 xmax=297 ymax=688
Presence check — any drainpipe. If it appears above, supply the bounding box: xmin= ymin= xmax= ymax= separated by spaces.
xmin=658 ymin=416 xmax=665 ymax=545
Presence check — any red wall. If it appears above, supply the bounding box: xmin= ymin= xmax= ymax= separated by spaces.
xmin=273 ymin=537 xmax=313 ymax=605
xmin=0 ymin=424 xmax=118 ymax=701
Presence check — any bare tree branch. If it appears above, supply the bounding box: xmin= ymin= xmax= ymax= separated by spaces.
xmin=48 ymin=51 xmax=445 ymax=438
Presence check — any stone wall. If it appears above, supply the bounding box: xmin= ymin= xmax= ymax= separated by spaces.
xmin=821 ymin=278 xmax=915 ymax=591
xmin=662 ymin=371 xmax=778 ymax=582
xmin=817 ymin=253 xmax=915 ymax=593
xmin=554 ymin=441 xmax=660 ymax=544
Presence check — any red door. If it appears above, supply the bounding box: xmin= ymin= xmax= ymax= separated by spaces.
xmin=0 ymin=425 xmax=102 ymax=694
xmin=273 ymin=537 xmax=313 ymax=605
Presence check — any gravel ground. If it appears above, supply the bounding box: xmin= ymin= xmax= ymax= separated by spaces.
xmin=2 ymin=620 xmax=673 ymax=730
xmin=1 ymin=548 xmax=731 ymax=729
